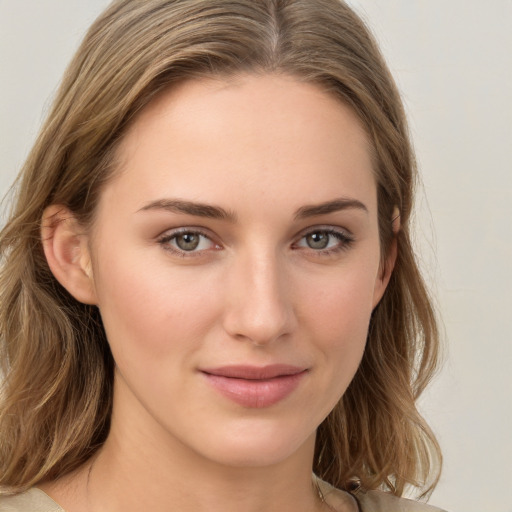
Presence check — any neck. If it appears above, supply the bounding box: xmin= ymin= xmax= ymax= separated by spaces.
xmin=88 ymin=433 xmax=319 ymax=512
xmin=85 ymin=378 xmax=322 ymax=512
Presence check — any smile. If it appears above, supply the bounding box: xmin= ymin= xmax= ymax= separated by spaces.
xmin=200 ymin=365 xmax=308 ymax=408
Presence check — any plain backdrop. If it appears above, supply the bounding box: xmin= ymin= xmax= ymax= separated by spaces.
xmin=1 ymin=1 xmax=511 ymax=511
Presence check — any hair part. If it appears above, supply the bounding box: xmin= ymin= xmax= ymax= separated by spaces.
xmin=0 ymin=0 xmax=441 ymax=497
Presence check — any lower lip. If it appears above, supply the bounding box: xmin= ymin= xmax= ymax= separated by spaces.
xmin=202 ymin=371 xmax=306 ymax=408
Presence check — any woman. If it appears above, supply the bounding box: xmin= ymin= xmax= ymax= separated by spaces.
xmin=0 ymin=1 xmax=446 ymax=510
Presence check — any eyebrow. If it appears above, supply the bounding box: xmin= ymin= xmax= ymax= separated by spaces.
xmin=138 ymin=196 xmax=367 ymax=222
xmin=138 ymin=199 xmax=237 ymax=222
xmin=294 ymin=198 xmax=368 ymax=219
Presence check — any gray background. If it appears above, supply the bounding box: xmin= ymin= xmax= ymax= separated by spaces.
xmin=1 ymin=1 xmax=511 ymax=510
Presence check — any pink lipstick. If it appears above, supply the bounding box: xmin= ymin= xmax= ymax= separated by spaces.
xmin=201 ymin=364 xmax=307 ymax=408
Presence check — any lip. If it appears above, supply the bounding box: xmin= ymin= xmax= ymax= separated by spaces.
xmin=201 ymin=365 xmax=308 ymax=408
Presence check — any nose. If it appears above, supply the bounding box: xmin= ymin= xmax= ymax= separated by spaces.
xmin=222 ymin=249 xmax=296 ymax=346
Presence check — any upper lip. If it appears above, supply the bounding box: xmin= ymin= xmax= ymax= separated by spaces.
xmin=200 ymin=364 xmax=307 ymax=380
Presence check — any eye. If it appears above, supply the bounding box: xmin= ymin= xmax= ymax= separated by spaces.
xmin=158 ymin=229 xmax=219 ymax=255
xmin=295 ymin=228 xmax=354 ymax=253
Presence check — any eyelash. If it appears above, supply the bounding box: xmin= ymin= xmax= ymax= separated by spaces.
xmin=157 ymin=227 xmax=355 ymax=257
xmin=157 ymin=228 xmax=219 ymax=258
xmin=294 ymin=228 xmax=355 ymax=256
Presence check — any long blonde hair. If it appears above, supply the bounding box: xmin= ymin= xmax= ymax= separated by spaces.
xmin=0 ymin=0 xmax=441 ymax=497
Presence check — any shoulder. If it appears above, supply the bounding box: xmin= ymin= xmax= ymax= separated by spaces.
xmin=357 ymin=489 xmax=448 ymax=512
xmin=317 ymin=478 xmax=447 ymax=512
xmin=0 ymin=488 xmax=64 ymax=512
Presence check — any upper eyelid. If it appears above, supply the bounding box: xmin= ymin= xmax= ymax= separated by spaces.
xmin=157 ymin=226 xmax=216 ymax=240
xmin=295 ymin=225 xmax=354 ymax=239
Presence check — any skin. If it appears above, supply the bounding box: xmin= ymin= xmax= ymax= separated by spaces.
xmin=41 ymin=74 xmax=396 ymax=512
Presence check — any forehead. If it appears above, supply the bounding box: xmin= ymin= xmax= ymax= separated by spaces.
xmin=102 ymin=73 xmax=377 ymax=218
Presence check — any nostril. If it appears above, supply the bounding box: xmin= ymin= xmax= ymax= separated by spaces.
xmin=223 ymin=299 xmax=294 ymax=346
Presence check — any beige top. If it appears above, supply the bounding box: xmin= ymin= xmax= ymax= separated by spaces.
xmin=0 ymin=487 xmax=447 ymax=511
xmin=0 ymin=488 xmax=62 ymax=512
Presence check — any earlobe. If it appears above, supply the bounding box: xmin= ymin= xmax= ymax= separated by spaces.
xmin=372 ymin=208 xmax=400 ymax=308
xmin=41 ymin=205 xmax=97 ymax=305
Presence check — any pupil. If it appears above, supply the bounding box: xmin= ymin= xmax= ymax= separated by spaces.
xmin=177 ymin=233 xmax=200 ymax=251
xmin=307 ymin=232 xmax=329 ymax=249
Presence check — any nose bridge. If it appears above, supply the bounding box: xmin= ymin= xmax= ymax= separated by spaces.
xmin=223 ymin=244 xmax=294 ymax=345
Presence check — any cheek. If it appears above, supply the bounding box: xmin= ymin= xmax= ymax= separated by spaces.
xmin=300 ymin=263 xmax=378 ymax=387
xmin=92 ymin=250 xmax=222 ymax=365
xmin=303 ymin=264 xmax=377 ymax=340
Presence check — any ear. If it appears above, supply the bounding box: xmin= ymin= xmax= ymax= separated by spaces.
xmin=41 ymin=205 xmax=97 ymax=305
xmin=372 ymin=208 xmax=400 ymax=308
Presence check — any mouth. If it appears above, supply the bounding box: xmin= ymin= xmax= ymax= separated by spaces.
xmin=200 ymin=365 xmax=308 ymax=408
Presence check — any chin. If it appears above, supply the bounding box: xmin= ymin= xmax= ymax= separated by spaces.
xmin=188 ymin=418 xmax=316 ymax=469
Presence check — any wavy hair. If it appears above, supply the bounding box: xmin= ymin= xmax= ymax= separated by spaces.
xmin=0 ymin=0 xmax=441 ymax=497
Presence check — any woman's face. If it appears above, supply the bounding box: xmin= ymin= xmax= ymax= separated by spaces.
xmin=87 ymin=74 xmax=391 ymax=467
